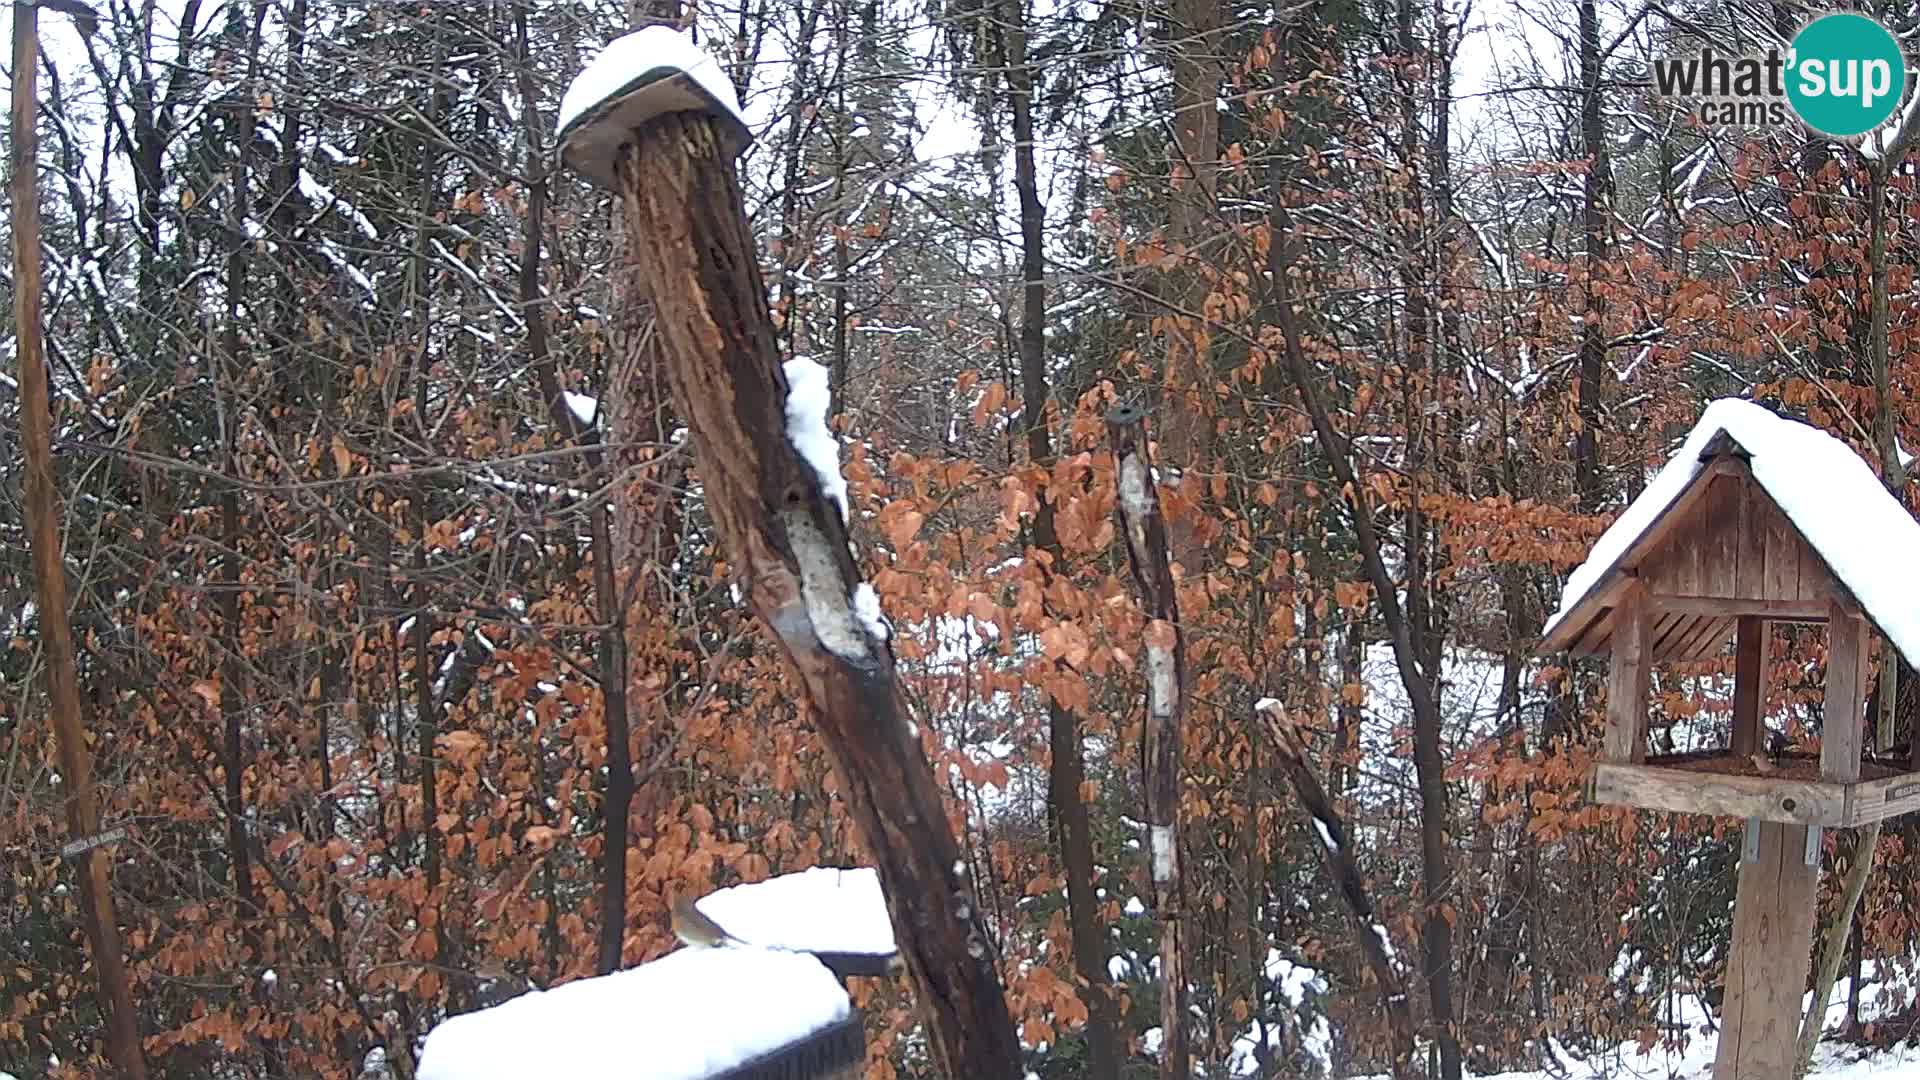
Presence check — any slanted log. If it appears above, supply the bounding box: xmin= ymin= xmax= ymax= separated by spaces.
xmin=606 ymin=113 xmax=1020 ymax=1077
xmin=1258 ymin=701 xmax=1414 ymax=1076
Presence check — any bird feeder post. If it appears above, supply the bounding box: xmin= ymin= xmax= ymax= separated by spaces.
xmin=555 ymin=32 xmax=1022 ymax=1077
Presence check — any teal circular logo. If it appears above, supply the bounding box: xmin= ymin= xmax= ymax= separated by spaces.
xmin=1787 ymin=14 xmax=1907 ymax=137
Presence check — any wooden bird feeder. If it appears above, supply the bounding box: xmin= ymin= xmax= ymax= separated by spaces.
xmin=1539 ymin=399 xmax=1920 ymax=1079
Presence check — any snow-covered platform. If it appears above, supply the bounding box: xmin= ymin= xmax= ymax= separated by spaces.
xmin=417 ymin=867 xmax=894 ymax=1080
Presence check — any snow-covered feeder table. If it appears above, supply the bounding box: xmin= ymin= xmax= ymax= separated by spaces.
xmin=1538 ymin=398 xmax=1920 ymax=1079
xmin=696 ymin=867 xmax=898 ymax=978
xmin=416 ymin=947 xmax=862 ymax=1080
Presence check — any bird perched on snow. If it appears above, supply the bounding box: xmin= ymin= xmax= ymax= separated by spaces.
xmin=670 ymin=893 xmax=744 ymax=948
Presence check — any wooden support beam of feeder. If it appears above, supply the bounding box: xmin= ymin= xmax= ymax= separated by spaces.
xmin=577 ymin=108 xmax=1021 ymax=1075
xmin=1731 ymin=617 xmax=1768 ymax=759
xmin=1824 ymin=602 xmax=1872 ymax=784
xmin=1605 ymin=579 xmax=1652 ymax=764
xmin=1713 ymin=820 xmax=1819 ymax=1079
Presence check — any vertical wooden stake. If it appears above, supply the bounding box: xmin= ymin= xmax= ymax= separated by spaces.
xmin=1731 ymin=617 xmax=1768 ymax=758
xmin=10 ymin=3 xmax=148 ymax=1076
xmin=1605 ymin=580 xmax=1652 ymax=764
xmin=1714 ymin=821 xmax=1819 ymax=1079
xmin=1824 ymin=604 xmax=1870 ymax=783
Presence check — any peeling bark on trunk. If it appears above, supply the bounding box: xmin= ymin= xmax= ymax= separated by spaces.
xmin=605 ymin=113 xmax=1021 ymax=1078
xmin=1108 ymin=409 xmax=1190 ymax=1080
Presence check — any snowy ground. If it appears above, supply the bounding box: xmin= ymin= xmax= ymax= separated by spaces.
xmin=1356 ymin=972 xmax=1920 ymax=1080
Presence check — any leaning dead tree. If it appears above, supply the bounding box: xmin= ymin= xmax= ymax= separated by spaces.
xmin=556 ymin=33 xmax=1022 ymax=1077
xmin=1255 ymin=700 xmax=1415 ymax=1076
xmin=1107 ymin=407 xmax=1191 ymax=1079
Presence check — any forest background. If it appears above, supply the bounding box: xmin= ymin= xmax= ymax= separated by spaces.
xmin=4 ymin=0 xmax=1920 ymax=1077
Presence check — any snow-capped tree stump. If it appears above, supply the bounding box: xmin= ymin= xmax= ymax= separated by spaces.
xmin=1107 ymin=406 xmax=1191 ymax=1080
xmin=566 ymin=102 xmax=1022 ymax=1078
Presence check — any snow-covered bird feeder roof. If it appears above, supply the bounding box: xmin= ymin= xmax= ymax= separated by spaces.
xmin=416 ymin=947 xmax=859 ymax=1080
xmin=1540 ymin=398 xmax=1920 ymax=667
xmin=556 ymin=26 xmax=752 ymax=190
xmin=697 ymin=866 xmax=897 ymax=977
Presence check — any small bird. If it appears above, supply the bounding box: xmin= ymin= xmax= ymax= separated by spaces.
xmin=1749 ymin=750 xmax=1777 ymax=776
xmin=670 ymin=893 xmax=744 ymax=948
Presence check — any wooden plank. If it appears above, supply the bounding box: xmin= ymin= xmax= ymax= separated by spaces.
xmin=1735 ymin=477 xmax=1768 ymax=600
xmin=1713 ymin=821 xmax=1819 ymax=1080
xmin=1845 ymin=772 xmax=1920 ymax=826
xmin=1652 ymin=612 xmax=1700 ymax=659
xmin=1648 ymin=595 xmax=1829 ymax=620
xmin=1605 ymin=580 xmax=1653 ymax=765
xmin=1823 ymin=605 xmax=1870 ymax=783
xmin=1686 ymin=617 xmax=1736 ymax=660
xmin=1540 ymin=458 xmax=1743 ymax=655
xmin=1591 ymin=762 xmax=1848 ymax=825
xmin=1731 ymin=617 xmax=1768 ymax=758
xmin=1797 ymin=531 xmax=1832 ymax=605
xmin=1762 ymin=498 xmax=1800 ymax=602
xmin=1544 ymin=574 xmax=1632 ymax=654
xmin=1704 ymin=475 xmax=1741 ymax=597
xmin=1663 ymin=615 xmax=1731 ymax=662
xmin=1569 ymin=607 xmax=1617 ymax=656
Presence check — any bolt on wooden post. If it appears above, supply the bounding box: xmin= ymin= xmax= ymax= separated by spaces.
xmin=1539 ymin=403 xmax=1920 ymax=1079
xmin=555 ymin=31 xmax=1021 ymax=1077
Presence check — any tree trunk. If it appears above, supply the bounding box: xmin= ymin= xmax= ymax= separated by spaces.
xmin=1002 ymin=3 xmax=1121 ymax=1074
xmin=1109 ymin=410 xmax=1191 ymax=1080
xmin=604 ymin=112 xmax=1022 ymax=1078
xmin=1574 ymin=0 xmax=1611 ymax=513
xmin=513 ymin=2 xmax=639 ymax=974
xmin=10 ymin=4 xmax=149 ymax=1074
xmin=1799 ymin=158 xmax=1906 ymax=1073
xmin=1268 ymin=207 xmax=1463 ymax=1078
xmin=1162 ymin=0 xmax=1221 ymax=576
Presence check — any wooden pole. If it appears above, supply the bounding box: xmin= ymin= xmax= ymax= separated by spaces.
xmin=1730 ymin=617 xmax=1767 ymax=759
xmin=10 ymin=2 xmax=148 ymax=1075
xmin=603 ymin=112 xmax=1021 ymax=1077
xmin=1714 ymin=820 xmax=1819 ymax=1079
xmin=1108 ymin=408 xmax=1191 ymax=1079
